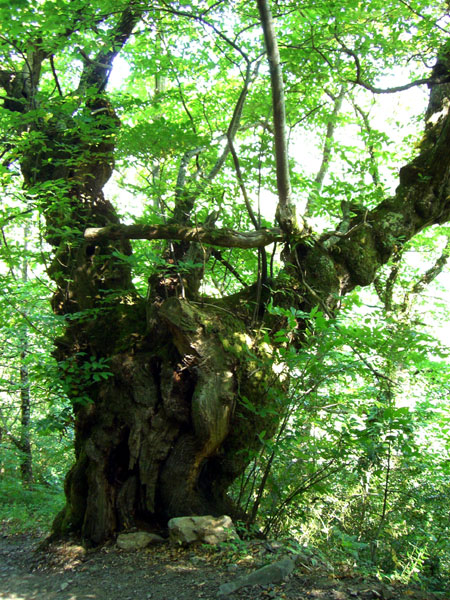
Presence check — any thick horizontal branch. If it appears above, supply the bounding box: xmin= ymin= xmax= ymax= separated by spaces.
xmin=84 ymin=223 xmax=283 ymax=249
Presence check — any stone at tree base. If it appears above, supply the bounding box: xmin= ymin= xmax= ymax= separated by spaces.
xmin=217 ymin=555 xmax=297 ymax=596
xmin=116 ymin=531 xmax=165 ymax=550
xmin=168 ymin=515 xmax=238 ymax=545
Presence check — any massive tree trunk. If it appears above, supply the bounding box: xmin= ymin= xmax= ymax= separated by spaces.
xmin=52 ymin=293 xmax=278 ymax=542
xmin=2 ymin=3 xmax=450 ymax=544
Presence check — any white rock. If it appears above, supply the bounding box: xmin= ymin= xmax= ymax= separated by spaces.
xmin=116 ymin=531 xmax=165 ymax=550
xmin=168 ymin=515 xmax=238 ymax=546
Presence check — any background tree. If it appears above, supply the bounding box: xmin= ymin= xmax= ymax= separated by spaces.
xmin=0 ymin=0 xmax=449 ymax=545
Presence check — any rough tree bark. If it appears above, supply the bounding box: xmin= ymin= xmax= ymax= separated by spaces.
xmin=2 ymin=2 xmax=450 ymax=544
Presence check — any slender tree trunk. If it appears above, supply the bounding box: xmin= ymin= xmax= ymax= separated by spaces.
xmin=19 ymin=226 xmax=33 ymax=486
xmin=19 ymin=342 xmax=33 ymax=485
xmin=306 ymin=86 xmax=346 ymax=217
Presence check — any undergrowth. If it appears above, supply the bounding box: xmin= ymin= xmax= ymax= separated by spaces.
xmin=0 ymin=477 xmax=64 ymax=535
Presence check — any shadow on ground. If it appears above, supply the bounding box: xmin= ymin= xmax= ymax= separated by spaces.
xmin=0 ymin=533 xmax=444 ymax=600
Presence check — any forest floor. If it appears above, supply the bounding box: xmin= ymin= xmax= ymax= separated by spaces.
xmin=0 ymin=531 xmax=446 ymax=600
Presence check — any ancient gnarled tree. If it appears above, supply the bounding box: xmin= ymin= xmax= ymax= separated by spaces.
xmin=1 ymin=0 xmax=449 ymax=543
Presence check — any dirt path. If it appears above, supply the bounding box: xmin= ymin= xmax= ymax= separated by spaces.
xmin=0 ymin=533 xmax=445 ymax=600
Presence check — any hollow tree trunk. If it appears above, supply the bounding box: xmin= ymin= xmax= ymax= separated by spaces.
xmin=51 ymin=293 xmax=279 ymax=543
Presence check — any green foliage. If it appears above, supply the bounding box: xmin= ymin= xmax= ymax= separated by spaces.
xmin=57 ymin=353 xmax=113 ymax=405
xmin=229 ymin=261 xmax=449 ymax=587
xmin=0 ymin=198 xmax=74 ymax=527
xmin=0 ymin=477 xmax=65 ymax=535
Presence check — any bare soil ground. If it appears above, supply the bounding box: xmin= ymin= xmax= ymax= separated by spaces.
xmin=0 ymin=532 xmax=446 ymax=600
